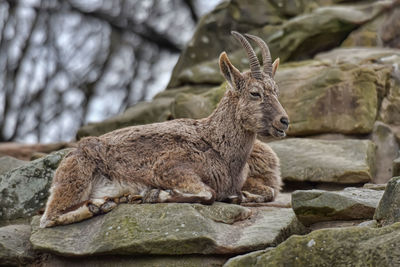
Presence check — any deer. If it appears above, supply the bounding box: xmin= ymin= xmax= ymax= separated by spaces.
xmin=40 ymin=32 xmax=288 ymax=228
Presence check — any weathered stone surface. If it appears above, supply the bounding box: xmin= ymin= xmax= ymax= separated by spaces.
xmin=374 ymin=176 xmax=400 ymax=226
xmin=292 ymin=188 xmax=384 ymax=226
xmin=0 ymin=224 xmax=35 ymax=266
xmin=394 ymin=158 xmax=400 ymax=177
xmin=0 ymin=156 xmax=27 ymax=176
xmin=171 ymin=84 xmax=225 ymax=119
xmin=269 ymin=138 xmax=376 ymax=183
xmin=0 ymin=149 xmax=70 ymax=223
xmin=224 ymin=222 xmax=400 ymax=267
xmin=170 ymin=0 xmax=393 ymax=88
xmin=30 ymin=203 xmax=306 ymax=256
xmin=370 ymin=121 xmax=399 ymax=183
xmin=76 ymin=97 xmax=174 ymax=139
xmin=277 ymin=60 xmax=389 ymax=135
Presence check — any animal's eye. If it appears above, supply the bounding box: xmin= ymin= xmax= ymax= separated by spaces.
xmin=250 ymin=92 xmax=261 ymax=98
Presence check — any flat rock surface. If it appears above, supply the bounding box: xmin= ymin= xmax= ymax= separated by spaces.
xmin=0 ymin=224 xmax=35 ymax=266
xmin=269 ymin=138 xmax=376 ymax=183
xmin=292 ymin=187 xmax=384 ymax=225
xmin=30 ymin=203 xmax=306 ymax=256
xmin=224 ymin=222 xmax=400 ymax=267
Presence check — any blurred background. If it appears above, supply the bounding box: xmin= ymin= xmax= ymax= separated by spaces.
xmin=0 ymin=0 xmax=221 ymax=143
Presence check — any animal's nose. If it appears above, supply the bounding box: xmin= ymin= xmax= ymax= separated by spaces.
xmin=280 ymin=117 xmax=289 ymax=129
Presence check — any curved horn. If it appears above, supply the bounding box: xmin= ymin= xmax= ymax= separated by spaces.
xmin=231 ymin=31 xmax=262 ymax=80
xmin=244 ymin=33 xmax=272 ymax=76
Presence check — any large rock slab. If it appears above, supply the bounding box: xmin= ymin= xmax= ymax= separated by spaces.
xmin=30 ymin=203 xmax=306 ymax=256
xmin=224 ymin=222 xmax=400 ymax=267
xmin=0 ymin=149 xmax=70 ymax=223
xmin=0 ymin=224 xmax=35 ymax=266
xmin=374 ymin=176 xmax=400 ymax=226
xmin=292 ymin=188 xmax=384 ymax=225
xmin=269 ymin=138 xmax=376 ymax=183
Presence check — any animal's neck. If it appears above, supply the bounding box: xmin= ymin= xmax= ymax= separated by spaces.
xmin=202 ymin=90 xmax=256 ymax=175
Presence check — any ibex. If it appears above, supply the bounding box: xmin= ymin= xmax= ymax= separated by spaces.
xmin=40 ymin=32 xmax=288 ymax=228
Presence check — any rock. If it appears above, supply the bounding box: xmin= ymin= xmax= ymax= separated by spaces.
xmin=224 ymin=222 xmax=400 ymax=267
xmin=292 ymin=188 xmax=384 ymax=226
xmin=77 ymin=97 xmax=174 ymax=139
xmin=170 ymin=0 xmax=394 ymax=88
xmin=0 ymin=156 xmax=27 ymax=176
xmin=374 ymin=176 xmax=400 ymax=226
xmin=0 ymin=149 xmax=71 ymax=223
xmin=363 ymin=183 xmax=387 ymax=190
xmin=0 ymin=224 xmax=35 ymax=266
xmin=393 ymin=157 xmax=400 ymax=177
xmin=276 ymin=60 xmax=389 ymax=135
xmin=269 ymin=138 xmax=376 ymax=183
xmin=30 ymin=203 xmax=306 ymax=256
xmin=341 ymin=5 xmax=400 ymax=49
xmin=171 ymin=84 xmax=226 ymax=119
xmin=370 ymin=121 xmax=399 ymax=183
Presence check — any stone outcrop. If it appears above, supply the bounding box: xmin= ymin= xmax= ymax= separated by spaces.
xmin=0 ymin=149 xmax=70 ymax=224
xmin=0 ymin=224 xmax=35 ymax=266
xmin=30 ymin=203 xmax=306 ymax=256
xmin=269 ymin=138 xmax=376 ymax=183
xmin=292 ymin=188 xmax=384 ymax=225
xmin=374 ymin=176 xmax=400 ymax=226
xmin=224 ymin=222 xmax=400 ymax=267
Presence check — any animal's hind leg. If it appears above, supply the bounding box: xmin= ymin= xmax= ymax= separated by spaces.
xmin=40 ymin=149 xmax=97 ymax=228
xmin=151 ymin=167 xmax=216 ymax=205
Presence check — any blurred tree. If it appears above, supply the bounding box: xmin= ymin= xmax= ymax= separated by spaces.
xmin=0 ymin=0 xmax=219 ymax=143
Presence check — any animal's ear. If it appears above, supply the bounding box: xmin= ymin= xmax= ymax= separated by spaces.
xmin=271 ymin=58 xmax=280 ymax=78
xmin=219 ymin=52 xmax=244 ymax=91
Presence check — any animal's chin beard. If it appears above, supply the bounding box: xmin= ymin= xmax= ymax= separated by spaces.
xmin=258 ymin=127 xmax=286 ymax=138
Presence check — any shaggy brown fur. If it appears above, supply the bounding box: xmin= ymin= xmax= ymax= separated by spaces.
xmin=40 ymin=32 xmax=288 ymax=228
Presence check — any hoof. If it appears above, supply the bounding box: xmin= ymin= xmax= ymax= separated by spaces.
xmin=39 ymin=216 xmax=56 ymax=228
xmin=88 ymin=203 xmax=101 ymax=214
xmin=100 ymin=201 xmax=117 ymax=213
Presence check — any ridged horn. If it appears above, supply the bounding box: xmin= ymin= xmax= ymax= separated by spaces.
xmin=231 ymin=31 xmax=262 ymax=80
xmin=244 ymin=33 xmax=272 ymax=76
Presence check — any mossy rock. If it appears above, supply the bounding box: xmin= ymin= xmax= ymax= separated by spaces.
xmin=224 ymin=222 xmax=400 ymax=266
xmin=269 ymin=138 xmax=376 ymax=183
xmin=0 ymin=149 xmax=71 ymax=224
xmin=30 ymin=203 xmax=306 ymax=256
xmin=374 ymin=176 xmax=400 ymax=226
xmin=292 ymin=188 xmax=384 ymax=226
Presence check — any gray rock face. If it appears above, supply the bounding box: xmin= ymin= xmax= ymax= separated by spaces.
xmin=0 ymin=156 xmax=27 ymax=176
xmin=370 ymin=121 xmax=399 ymax=183
xmin=30 ymin=203 xmax=306 ymax=256
xmin=269 ymin=138 xmax=376 ymax=183
xmin=224 ymin=222 xmax=400 ymax=267
xmin=0 ymin=224 xmax=35 ymax=266
xmin=0 ymin=149 xmax=71 ymax=223
xmin=292 ymin=188 xmax=384 ymax=225
xmin=374 ymin=176 xmax=400 ymax=226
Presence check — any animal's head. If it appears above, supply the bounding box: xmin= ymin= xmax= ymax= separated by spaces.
xmin=219 ymin=31 xmax=289 ymax=138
